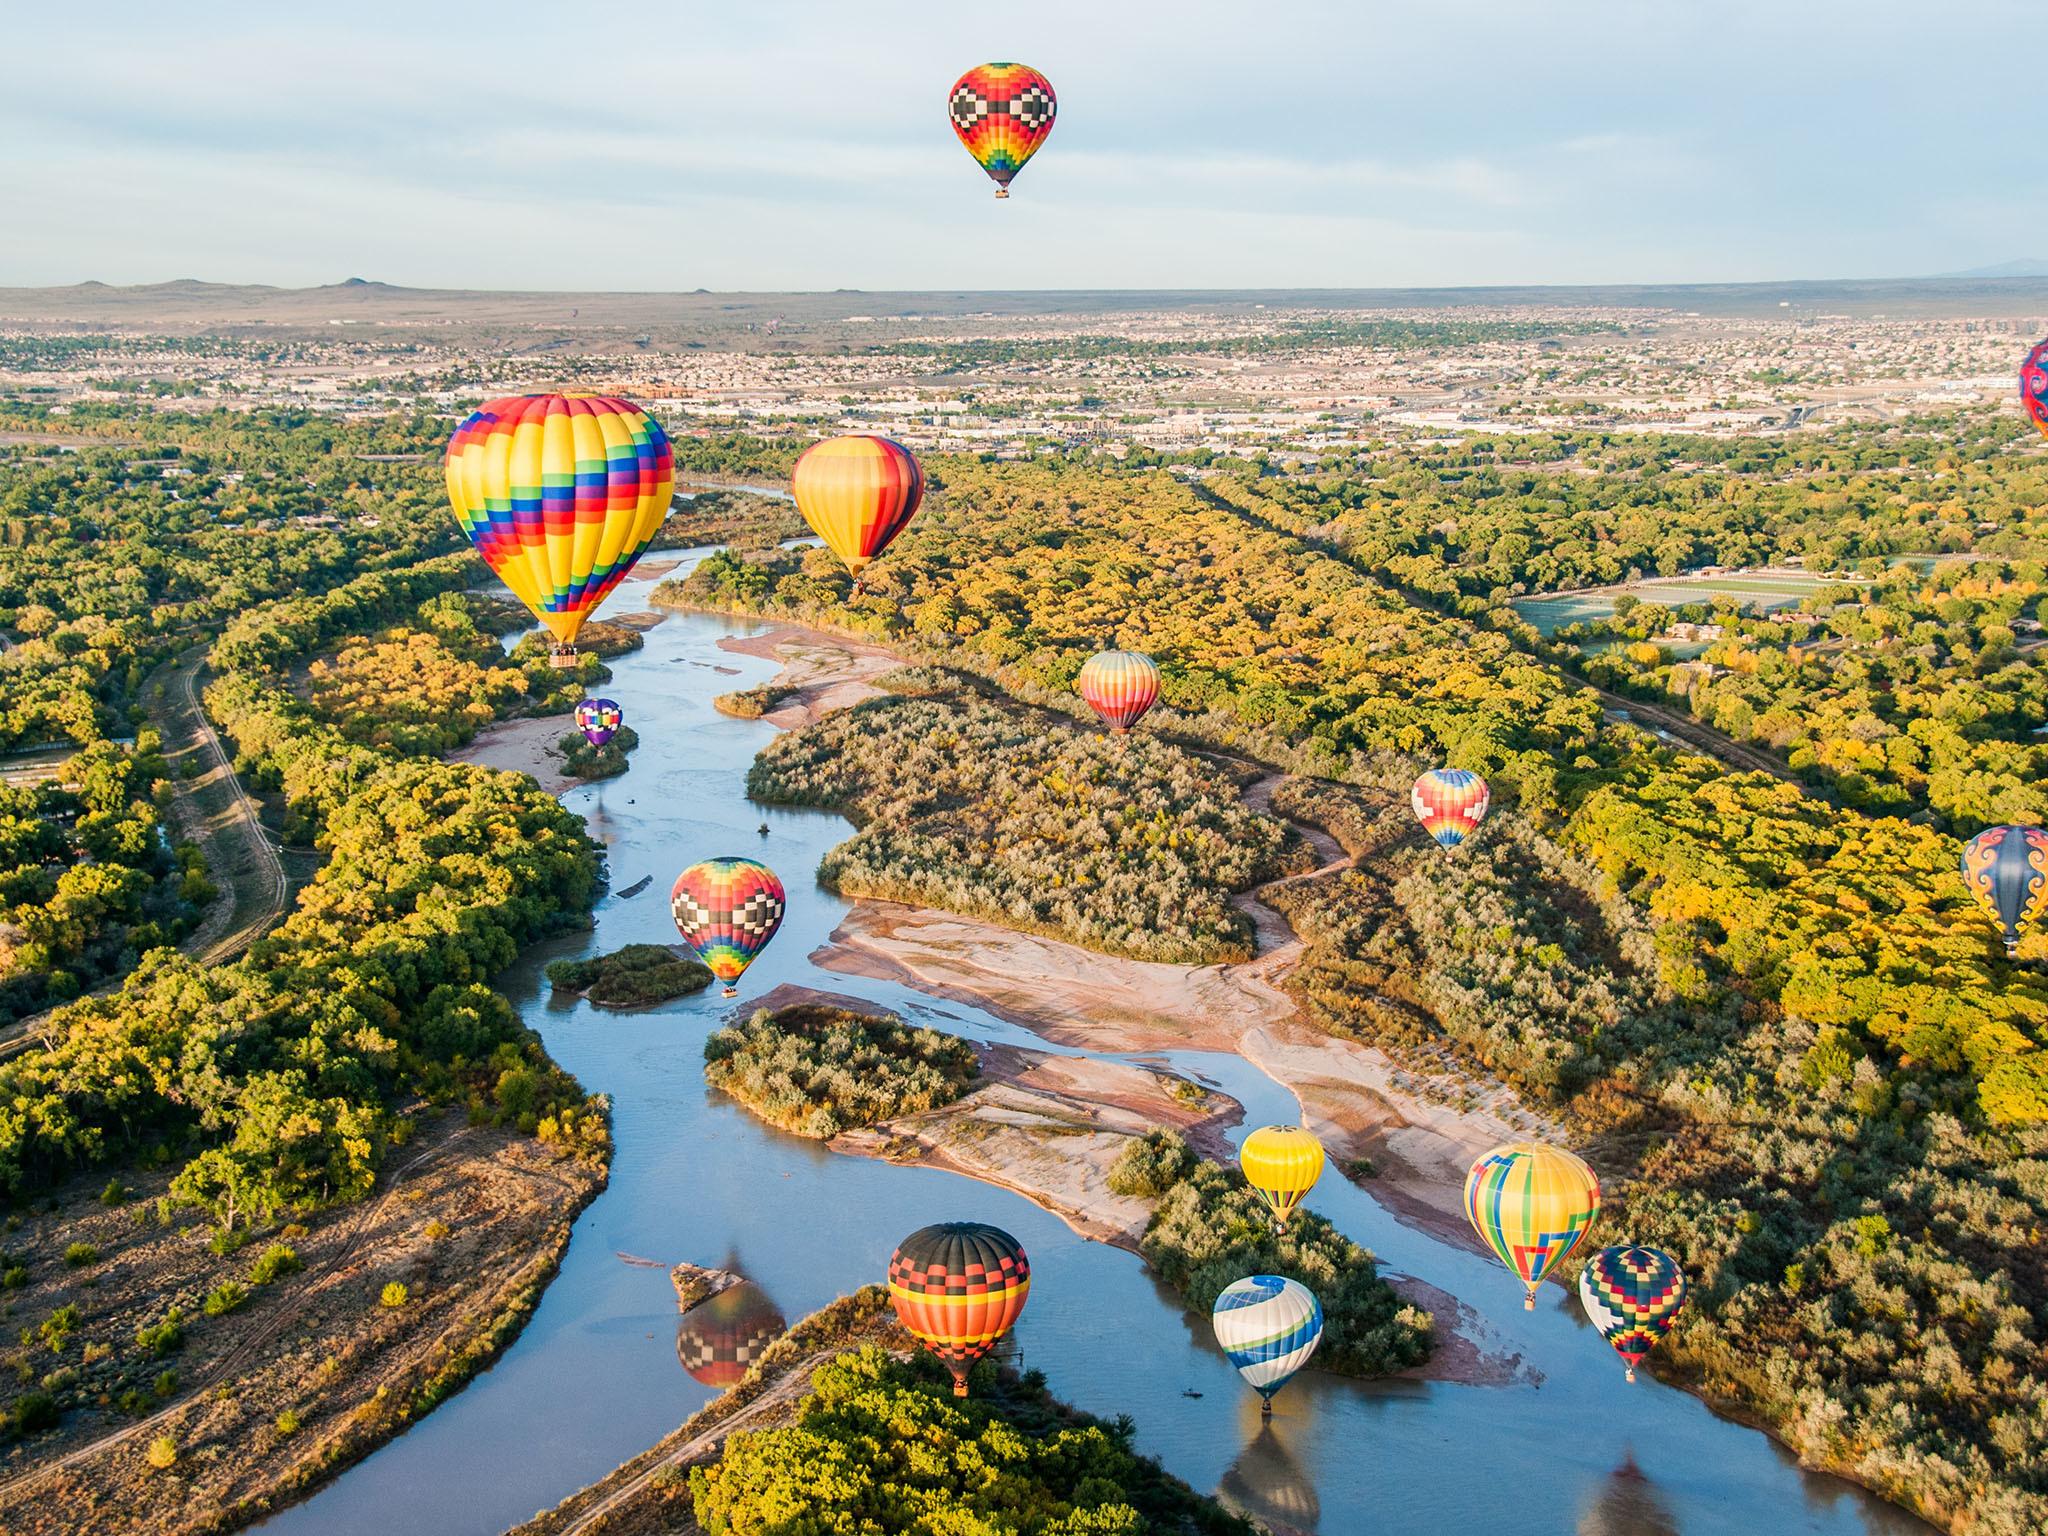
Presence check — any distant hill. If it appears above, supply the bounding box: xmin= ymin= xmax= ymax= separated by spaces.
xmin=1938 ymin=259 xmax=2048 ymax=279
xmin=4 ymin=272 xmax=2048 ymax=337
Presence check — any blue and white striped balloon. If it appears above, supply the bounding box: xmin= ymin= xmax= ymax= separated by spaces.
xmin=1211 ymin=1275 xmax=1323 ymax=1404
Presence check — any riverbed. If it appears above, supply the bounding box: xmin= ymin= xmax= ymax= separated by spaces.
xmin=256 ymin=553 xmax=1932 ymax=1536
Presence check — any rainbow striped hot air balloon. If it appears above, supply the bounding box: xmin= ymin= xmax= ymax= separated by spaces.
xmin=1464 ymin=1143 xmax=1601 ymax=1310
xmin=791 ymin=435 xmax=924 ymax=594
xmin=1239 ymin=1125 xmax=1325 ymax=1233
xmin=671 ymin=858 xmax=786 ymax=998
xmin=1412 ymin=768 xmax=1490 ymax=850
xmin=1212 ymin=1275 xmax=1323 ymax=1416
xmin=888 ymin=1222 xmax=1030 ymax=1396
xmin=1077 ymin=650 xmax=1161 ymax=734
xmin=1960 ymin=824 xmax=2048 ymax=954
xmin=574 ymin=697 xmax=622 ymax=749
xmin=948 ymin=63 xmax=1057 ymax=198
xmin=1578 ymin=1246 xmax=1685 ymax=1383
xmin=2023 ymin=340 xmax=2048 ymax=442
xmin=445 ymin=395 xmax=673 ymax=664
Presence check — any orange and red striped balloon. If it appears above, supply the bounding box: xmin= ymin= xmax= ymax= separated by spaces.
xmin=790 ymin=435 xmax=924 ymax=591
xmin=445 ymin=394 xmax=673 ymax=647
xmin=887 ymin=1221 xmax=1030 ymax=1396
xmin=1077 ymin=650 xmax=1160 ymax=733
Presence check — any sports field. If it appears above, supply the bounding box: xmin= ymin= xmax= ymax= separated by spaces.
xmin=1512 ymin=570 xmax=1840 ymax=635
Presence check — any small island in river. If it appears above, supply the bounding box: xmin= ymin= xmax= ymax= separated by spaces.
xmin=546 ymin=944 xmax=714 ymax=1009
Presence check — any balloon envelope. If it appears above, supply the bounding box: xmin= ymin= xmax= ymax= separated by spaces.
xmin=445 ymin=394 xmax=672 ymax=645
xmin=1960 ymin=824 xmax=2048 ymax=953
xmin=1077 ymin=650 xmax=1161 ymax=733
xmin=1239 ymin=1125 xmax=1324 ymax=1231
xmin=1578 ymin=1245 xmax=1685 ymax=1382
xmin=671 ymin=858 xmax=786 ymax=996
xmin=1413 ymin=768 xmax=1490 ymax=849
xmin=1464 ymin=1143 xmax=1601 ymax=1308
xmin=575 ymin=697 xmax=622 ymax=748
xmin=791 ymin=435 xmax=924 ymax=585
xmin=2023 ymin=340 xmax=2048 ymax=442
xmin=1212 ymin=1275 xmax=1323 ymax=1403
xmin=888 ymin=1222 xmax=1030 ymax=1395
xmin=949 ymin=63 xmax=1057 ymax=195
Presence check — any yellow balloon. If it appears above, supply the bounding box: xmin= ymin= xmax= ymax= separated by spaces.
xmin=1463 ymin=1142 xmax=1601 ymax=1310
xmin=1239 ymin=1125 xmax=1325 ymax=1232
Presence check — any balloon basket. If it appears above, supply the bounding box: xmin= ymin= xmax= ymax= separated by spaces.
xmin=952 ymin=1379 xmax=969 ymax=1398
xmin=1524 ymin=1294 xmax=1536 ymax=1312
xmin=994 ymin=188 xmax=1010 ymax=199
xmin=1260 ymin=1397 xmax=1273 ymax=1418
xmin=722 ymin=985 xmax=739 ymax=999
xmin=548 ymin=644 xmax=578 ymax=670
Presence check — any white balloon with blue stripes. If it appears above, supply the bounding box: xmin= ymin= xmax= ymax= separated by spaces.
xmin=1211 ymin=1274 xmax=1324 ymax=1407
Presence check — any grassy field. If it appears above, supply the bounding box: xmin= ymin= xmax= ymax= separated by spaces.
xmin=1512 ymin=570 xmax=1841 ymax=634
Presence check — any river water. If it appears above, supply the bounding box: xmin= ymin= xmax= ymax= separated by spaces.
xmin=259 ymin=556 xmax=1930 ymax=1536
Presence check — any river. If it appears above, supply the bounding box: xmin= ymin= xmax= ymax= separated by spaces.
xmin=258 ymin=555 xmax=1931 ymax=1536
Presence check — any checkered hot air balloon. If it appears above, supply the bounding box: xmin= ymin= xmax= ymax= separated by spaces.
xmin=1412 ymin=767 xmax=1490 ymax=850
xmin=1578 ymin=1246 xmax=1685 ymax=1383
xmin=1464 ymin=1143 xmax=1601 ymax=1310
xmin=949 ymin=63 xmax=1057 ymax=198
xmin=888 ymin=1222 xmax=1030 ymax=1396
xmin=1239 ymin=1125 xmax=1325 ymax=1234
xmin=1076 ymin=650 xmax=1160 ymax=734
xmin=2023 ymin=340 xmax=2048 ymax=442
xmin=790 ymin=435 xmax=924 ymax=595
xmin=1960 ymin=824 xmax=2048 ymax=954
xmin=445 ymin=395 xmax=673 ymax=662
xmin=1211 ymin=1275 xmax=1323 ymax=1416
xmin=671 ymin=858 xmax=786 ymax=998
xmin=574 ymin=697 xmax=622 ymax=748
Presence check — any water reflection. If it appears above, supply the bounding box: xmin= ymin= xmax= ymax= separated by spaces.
xmin=1219 ymin=1421 xmax=1322 ymax=1534
xmin=1577 ymin=1451 xmax=1682 ymax=1536
xmin=676 ymin=1276 xmax=786 ymax=1389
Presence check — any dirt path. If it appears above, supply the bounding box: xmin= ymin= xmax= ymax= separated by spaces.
xmin=1231 ymin=773 xmax=1350 ymax=973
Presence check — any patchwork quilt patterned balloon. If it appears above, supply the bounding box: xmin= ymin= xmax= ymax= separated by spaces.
xmin=949 ymin=63 xmax=1057 ymax=196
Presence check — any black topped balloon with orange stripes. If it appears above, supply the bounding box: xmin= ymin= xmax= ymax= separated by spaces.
xmin=886 ymin=1222 xmax=1030 ymax=1396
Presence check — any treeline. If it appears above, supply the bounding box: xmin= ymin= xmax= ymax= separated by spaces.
xmin=704 ymin=1005 xmax=979 ymax=1139
xmin=689 ymin=1345 xmax=1254 ymax=1535
xmin=745 ymin=674 xmax=1299 ymax=964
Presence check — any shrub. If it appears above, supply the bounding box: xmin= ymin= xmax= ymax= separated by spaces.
xmin=134 ymin=1309 xmax=184 ymax=1357
xmin=203 ymin=1281 xmax=247 ymax=1317
xmin=274 ymin=1408 xmax=301 ymax=1436
xmin=145 ymin=1435 xmax=177 ymax=1470
xmin=379 ymin=1282 xmax=409 ymax=1309
xmin=248 ymin=1243 xmax=303 ymax=1285
xmin=4 ymin=1391 xmax=58 ymax=1441
xmin=424 ymin=1219 xmax=450 ymax=1241
xmin=61 ymin=1242 xmax=98 ymax=1269
xmin=1 ymin=1265 xmax=27 ymax=1290
xmin=37 ymin=1305 xmax=79 ymax=1353
xmin=99 ymin=1179 xmax=128 ymax=1206
xmin=1107 ymin=1128 xmax=1198 ymax=1198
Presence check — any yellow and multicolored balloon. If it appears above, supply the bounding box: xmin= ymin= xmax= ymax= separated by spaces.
xmin=1960 ymin=824 xmax=2048 ymax=954
xmin=1578 ymin=1245 xmax=1685 ymax=1383
xmin=948 ymin=63 xmax=1057 ymax=198
xmin=790 ymin=434 xmax=924 ymax=593
xmin=1464 ymin=1142 xmax=1600 ymax=1310
xmin=1412 ymin=768 xmax=1490 ymax=850
xmin=446 ymin=394 xmax=673 ymax=654
xmin=1239 ymin=1125 xmax=1324 ymax=1233
xmin=671 ymin=857 xmax=786 ymax=998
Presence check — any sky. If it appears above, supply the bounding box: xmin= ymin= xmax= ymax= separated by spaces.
xmin=3 ymin=0 xmax=2043 ymax=293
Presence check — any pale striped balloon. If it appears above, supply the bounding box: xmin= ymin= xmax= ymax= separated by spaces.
xmin=1077 ymin=649 xmax=1161 ymax=733
xmin=1212 ymin=1275 xmax=1323 ymax=1408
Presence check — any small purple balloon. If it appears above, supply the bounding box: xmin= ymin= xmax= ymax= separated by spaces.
xmin=575 ymin=697 xmax=622 ymax=748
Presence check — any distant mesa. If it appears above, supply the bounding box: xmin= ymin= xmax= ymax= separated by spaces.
xmin=1935 ymin=258 xmax=2048 ymax=279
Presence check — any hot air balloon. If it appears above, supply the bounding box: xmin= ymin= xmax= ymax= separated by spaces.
xmin=948 ymin=63 xmax=1057 ymax=198
xmin=887 ymin=1222 xmax=1030 ymax=1396
xmin=1464 ymin=1142 xmax=1601 ymax=1310
xmin=1212 ymin=1275 xmax=1323 ymax=1416
xmin=1578 ymin=1246 xmax=1685 ymax=1383
xmin=575 ymin=697 xmax=622 ymax=749
xmin=1960 ymin=825 xmax=2048 ymax=954
xmin=2022 ymin=340 xmax=2048 ymax=442
xmin=1076 ymin=650 xmax=1161 ymax=734
xmin=1412 ymin=768 xmax=1490 ymax=850
xmin=446 ymin=394 xmax=673 ymax=666
xmin=790 ymin=435 xmax=924 ymax=594
xmin=1239 ymin=1125 xmax=1324 ymax=1233
xmin=676 ymin=1280 xmax=787 ymax=1388
xmin=671 ymin=858 xmax=786 ymax=998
